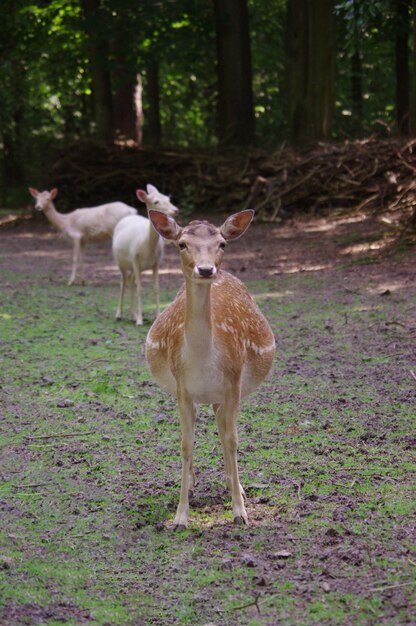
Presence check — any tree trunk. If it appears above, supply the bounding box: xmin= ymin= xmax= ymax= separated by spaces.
xmin=3 ymin=106 xmax=25 ymax=187
xmin=213 ymin=0 xmax=255 ymax=147
xmin=144 ymin=61 xmax=162 ymax=148
xmin=81 ymin=0 xmax=113 ymax=143
xmin=396 ymin=0 xmax=410 ymax=135
xmin=351 ymin=0 xmax=363 ymax=128
xmin=285 ymin=0 xmax=308 ymax=144
xmin=112 ymin=75 xmax=143 ymax=144
xmin=286 ymin=0 xmax=335 ymax=144
xmin=351 ymin=50 xmax=363 ymax=125
xmin=410 ymin=0 xmax=416 ymax=133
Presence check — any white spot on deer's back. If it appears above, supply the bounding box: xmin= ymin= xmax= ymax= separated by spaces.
xmin=146 ymin=337 xmax=168 ymax=350
xmin=217 ymin=321 xmax=237 ymax=335
xmin=244 ymin=338 xmax=275 ymax=355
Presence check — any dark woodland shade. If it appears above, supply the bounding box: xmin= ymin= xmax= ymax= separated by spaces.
xmin=213 ymin=0 xmax=255 ymax=146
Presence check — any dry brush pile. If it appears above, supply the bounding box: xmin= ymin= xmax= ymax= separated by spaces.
xmin=51 ymin=138 xmax=416 ymax=227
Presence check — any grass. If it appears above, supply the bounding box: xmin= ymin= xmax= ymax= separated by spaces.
xmin=0 ymin=258 xmax=415 ymax=625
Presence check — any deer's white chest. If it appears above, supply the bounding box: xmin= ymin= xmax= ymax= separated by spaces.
xmin=180 ymin=346 xmax=227 ymax=404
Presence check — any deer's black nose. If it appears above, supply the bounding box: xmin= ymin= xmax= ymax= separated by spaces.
xmin=197 ymin=265 xmax=215 ymax=278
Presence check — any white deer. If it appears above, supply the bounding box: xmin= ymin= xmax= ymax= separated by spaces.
xmin=112 ymin=184 xmax=178 ymax=325
xmin=28 ymin=187 xmax=137 ymax=285
xmin=146 ymin=209 xmax=275 ymax=528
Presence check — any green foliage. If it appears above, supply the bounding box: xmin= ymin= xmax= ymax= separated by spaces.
xmin=250 ymin=0 xmax=287 ymax=142
xmin=0 ymin=0 xmax=412 ymax=203
xmin=334 ymin=0 xmax=397 ymax=136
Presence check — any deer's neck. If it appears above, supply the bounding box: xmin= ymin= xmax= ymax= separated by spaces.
xmin=184 ymin=280 xmax=213 ymax=353
xmin=148 ymin=219 xmax=161 ymax=249
xmin=44 ymin=202 xmax=68 ymax=232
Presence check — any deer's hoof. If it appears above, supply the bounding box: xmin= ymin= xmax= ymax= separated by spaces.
xmin=172 ymin=524 xmax=187 ymax=532
xmin=233 ymin=515 xmax=248 ymax=526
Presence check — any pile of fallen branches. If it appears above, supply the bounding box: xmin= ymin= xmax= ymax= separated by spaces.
xmin=50 ymin=142 xmax=243 ymax=214
xmin=247 ymin=138 xmax=416 ymax=223
xmin=51 ymin=138 xmax=416 ymax=224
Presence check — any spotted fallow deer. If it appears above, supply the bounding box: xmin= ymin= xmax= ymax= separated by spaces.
xmin=146 ymin=209 xmax=275 ymax=528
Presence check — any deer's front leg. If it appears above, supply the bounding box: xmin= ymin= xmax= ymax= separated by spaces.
xmin=128 ymin=272 xmax=135 ymax=319
xmin=174 ymin=387 xmax=196 ymax=529
xmin=215 ymin=388 xmax=248 ymax=525
xmin=132 ymin=260 xmax=143 ymax=325
xmin=115 ymin=270 xmax=127 ymax=320
xmin=68 ymin=237 xmax=82 ymax=286
xmin=79 ymin=240 xmax=86 ymax=285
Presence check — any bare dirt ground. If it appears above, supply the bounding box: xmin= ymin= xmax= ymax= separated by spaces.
xmin=1 ymin=206 xmax=413 ymax=286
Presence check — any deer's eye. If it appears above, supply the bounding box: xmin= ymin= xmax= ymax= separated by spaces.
xmin=178 ymin=242 xmax=187 ymax=251
xmin=219 ymin=242 xmax=226 ymax=249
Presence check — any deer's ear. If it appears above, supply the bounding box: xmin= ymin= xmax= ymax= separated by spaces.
xmin=28 ymin=187 xmax=39 ymax=198
xmin=50 ymin=188 xmax=58 ymax=199
xmin=148 ymin=210 xmax=182 ymax=240
xmin=220 ymin=210 xmax=254 ymax=241
xmin=136 ymin=189 xmax=148 ymax=203
xmin=146 ymin=184 xmax=158 ymax=194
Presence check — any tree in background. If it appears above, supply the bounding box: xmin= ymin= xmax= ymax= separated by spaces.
xmin=395 ymin=0 xmax=410 ymax=134
xmin=0 ymin=1 xmax=26 ymax=197
xmin=411 ymin=0 xmax=416 ymax=133
xmin=110 ymin=4 xmax=143 ymax=144
xmin=286 ymin=0 xmax=335 ymax=144
xmin=213 ymin=0 xmax=255 ymax=146
xmin=350 ymin=0 xmax=364 ymax=129
xmin=2 ymin=0 xmax=416 ymax=204
xmin=128 ymin=0 xmax=215 ymax=148
xmin=0 ymin=0 xmax=92 ymax=200
xmin=250 ymin=1 xmax=286 ymax=143
xmin=144 ymin=60 xmax=162 ymax=147
xmin=81 ymin=0 xmax=113 ymax=142
xmin=336 ymin=2 xmax=392 ymax=137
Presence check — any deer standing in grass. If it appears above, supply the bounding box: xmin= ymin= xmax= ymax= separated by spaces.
xmin=112 ymin=184 xmax=178 ymax=325
xmin=146 ymin=209 xmax=275 ymax=528
xmin=28 ymin=187 xmax=137 ymax=285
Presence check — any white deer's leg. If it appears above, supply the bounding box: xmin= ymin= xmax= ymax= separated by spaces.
xmin=79 ymin=240 xmax=86 ymax=285
xmin=68 ymin=237 xmax=81 ymax=285
xmin=115 ymin=270 xmax=127 ymax=320
xmin=128 ymin=272 xmax=135 ymax=319
xmin=174 ymin=387 xmax=196 ymax=529
xmin=152 ymin=264 xmax=160 ymax=318
xmin=215 ymin=391 xmax=248 ymax=525
xmin=132 ymin=260 xmax=143 ymax=325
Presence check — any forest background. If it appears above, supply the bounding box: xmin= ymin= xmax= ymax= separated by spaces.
xmin=2 ymin=0 xmax=416 ymax=216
